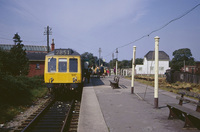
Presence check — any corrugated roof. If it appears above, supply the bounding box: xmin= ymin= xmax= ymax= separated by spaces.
xmin=144 ymin=51 xmax=170 ymax=60
xmin=0 ymin=44 xmax=49 ymax=52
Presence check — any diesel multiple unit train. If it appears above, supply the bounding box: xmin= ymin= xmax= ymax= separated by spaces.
xmin=44 ymin=49 xmax=83 ymax=95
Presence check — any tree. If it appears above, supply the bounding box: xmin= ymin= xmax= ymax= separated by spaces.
xmin=135 ymin=58 xmax=143 ymax=65
xmin=81 ymin=52 xmax=97 ymax=67
xmin=171 ymin=48 xmax=195 ymax=71
xmin=13 ymin=33 xmax=22 ymax=45
xmin=109 ymin=59 xmax=117 ymax=69
xmin=9 ymin=33 xmax=29 ymax=76
xmin=118 ymin=60 xmax=131 ymax=69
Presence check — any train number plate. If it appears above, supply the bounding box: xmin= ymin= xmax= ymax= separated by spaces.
xmin=54 ymin=49 xmax=72 ymax=55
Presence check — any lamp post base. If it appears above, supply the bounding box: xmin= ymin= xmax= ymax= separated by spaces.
xmin=131 ymin=87 xmax=134 ymax=94
xmin=154 ymin=98 xmax=158 ymax=108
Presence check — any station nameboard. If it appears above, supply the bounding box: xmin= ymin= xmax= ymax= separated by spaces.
xmin=54 ymin=49 xmax=73 ymax=55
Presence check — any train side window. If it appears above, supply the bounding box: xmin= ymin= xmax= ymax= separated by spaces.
xmin=59 ymin=58 xmax=67 ymax=72
xmin=69 ymin=58 xmax=78 ymax=72
xmin=48 ymin=58 xmax=56 ymax=72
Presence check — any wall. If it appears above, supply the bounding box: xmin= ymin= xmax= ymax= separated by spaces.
xmin=135 ymin=57 xmax=170 ymax=75
xmin=28 ymin=61 xmax=45 ymax=77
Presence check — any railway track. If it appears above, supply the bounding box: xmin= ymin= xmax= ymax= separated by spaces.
xmin=14 ymin=98 xmax=80 ymax=132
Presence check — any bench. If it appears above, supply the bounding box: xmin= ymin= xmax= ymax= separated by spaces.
xmin=167 ymin=90 xmax=200 ymax=129
xmin=109 ymin=76 xmax=120 ymax=89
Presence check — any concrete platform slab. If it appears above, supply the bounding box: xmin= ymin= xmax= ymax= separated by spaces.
xmin=78 ymin=83 xmax=108 ymax=132
xmin=78 ymin=76 xmax=200 ymax=132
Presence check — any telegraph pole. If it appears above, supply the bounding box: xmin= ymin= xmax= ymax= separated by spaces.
xmin=99 ymin=48 xmax=101 ymax=66
xmin=44 ymin=26 xmax=52 ymax=53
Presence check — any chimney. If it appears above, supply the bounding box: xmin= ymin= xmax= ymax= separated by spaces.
xmin=51 ymin=39 xmax=55 ymax=51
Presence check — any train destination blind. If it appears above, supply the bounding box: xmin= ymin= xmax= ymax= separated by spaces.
xmin=54 ymin=49 xmax=73 ymax=55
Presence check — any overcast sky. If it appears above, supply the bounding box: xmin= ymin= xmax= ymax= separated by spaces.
xmin=0 ymin=0 xmax=200 ymax=62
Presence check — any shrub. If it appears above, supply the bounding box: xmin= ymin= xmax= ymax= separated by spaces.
xmin=0 ymin=74 xmax=46 ymax=105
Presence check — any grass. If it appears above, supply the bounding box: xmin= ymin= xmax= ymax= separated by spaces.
xmin=126 ymin=75 xmax=200 ymax=94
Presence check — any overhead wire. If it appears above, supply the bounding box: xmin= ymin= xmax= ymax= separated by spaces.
xmin=103 ymin=3 xmax=200 ymax=59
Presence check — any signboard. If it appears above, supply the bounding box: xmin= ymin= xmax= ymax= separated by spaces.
xmin=54 ymin=49 xmax=72 ymax=55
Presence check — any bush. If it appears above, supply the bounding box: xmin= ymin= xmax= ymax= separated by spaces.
xmin=0 ymin=74 xmax=47 ymax=123
xmin=0 ymin=74 xmax=46 ymax=105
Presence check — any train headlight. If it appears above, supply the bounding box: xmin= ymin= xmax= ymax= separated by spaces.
xmin=49 ymin=77 xmax=54 ymax=83
xmin=73 ymin=77 xmax=77 ymax=83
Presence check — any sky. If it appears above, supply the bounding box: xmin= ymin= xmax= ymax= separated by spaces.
xmin=0 ymin=0 xmax=200 ymax=62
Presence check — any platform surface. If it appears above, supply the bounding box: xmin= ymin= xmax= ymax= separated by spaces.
xmin=78 ymin=76 xmax=199 ymax=132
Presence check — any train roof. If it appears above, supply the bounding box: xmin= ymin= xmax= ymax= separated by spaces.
xmin=46 ymin=49 xmax=80 ymax=56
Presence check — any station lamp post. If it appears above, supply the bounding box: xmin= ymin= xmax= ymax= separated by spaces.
xmin=116 ymin=48 xmax=118 ymax=76
xmin=112 ymin=53 xmax=114 ymax=69
xmin=131 ymin=46 xmax=136 ymax=94
xmin=154 ymin=36 xmax=160 ymax=108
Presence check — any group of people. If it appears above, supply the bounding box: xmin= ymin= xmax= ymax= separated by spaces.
xmin=93 ymin=65 xmax=110 ymax=77
xmin=84 ymin=65 xmax=110 ymax=83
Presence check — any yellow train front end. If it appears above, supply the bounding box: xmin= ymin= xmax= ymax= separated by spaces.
xmin=44 ymin=49 xmax=82 ymax=94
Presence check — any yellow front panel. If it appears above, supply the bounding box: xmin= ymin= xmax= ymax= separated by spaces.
xmin=44 ymin=55 xmax=82 ymax=83
xmin=45 ymin=73 xmax=82 ymax=83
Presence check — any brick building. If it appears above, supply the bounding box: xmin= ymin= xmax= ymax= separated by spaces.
xmin=0 ymin=40 xmax=55 ymax=77
xmin=181 ymin=61 xmax=200 ymax=75
xmin=26 ymin=52 xmax=46 ymax=77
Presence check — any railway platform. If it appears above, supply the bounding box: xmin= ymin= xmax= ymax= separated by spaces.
xmin=78 ymin=75 xmax=200 ymax=132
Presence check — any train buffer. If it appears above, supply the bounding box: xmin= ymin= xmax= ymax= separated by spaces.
xmin=167 ymin=90 xmax=200 ymax=130
xmin=109 ymin=76 xmax=120 ymax=89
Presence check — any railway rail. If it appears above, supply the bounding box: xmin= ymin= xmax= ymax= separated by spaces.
xmin=14 ymin=97 xmax=80 ymax=132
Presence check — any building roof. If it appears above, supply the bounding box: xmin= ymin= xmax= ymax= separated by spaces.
xmin=26 ymin=52 xmax=46 ymax=61
xmin=144 ymin=51 xmax=170 ymax=61
xmin=0 ymin=44 xmax=49 ymax=52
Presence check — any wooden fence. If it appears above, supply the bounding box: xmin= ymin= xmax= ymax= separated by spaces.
xmin=172 ymin=71 xmax=200 ymax=84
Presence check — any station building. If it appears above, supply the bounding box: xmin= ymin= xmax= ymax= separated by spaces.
xmin=135 ymin=51 xmax=170 ymax=75
xmin=0 ymin=40 xmax=55 ymax=77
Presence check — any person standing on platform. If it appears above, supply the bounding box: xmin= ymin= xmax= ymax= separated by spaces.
xmin=107 ymin=69 xmax=110 ymax=77
xmin=86 ymin=66 xmax=91 ymax=83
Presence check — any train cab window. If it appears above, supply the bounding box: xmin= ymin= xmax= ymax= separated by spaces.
xmin=69 ymin=58 xmax=78 ymax=72
xmin=48 ymin=58 xmax=56 ymax=72
xmin=59 ymin=58 xmax=67 ymax=72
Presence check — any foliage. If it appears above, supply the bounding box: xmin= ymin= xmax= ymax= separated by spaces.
xmin=10 ymin=33 xmax=29 ymax=76
xmin=81 ymin=52 xmax=109 ymax=68
xmin=109 ymin=58 xmax=143 ymax=69
xmin=171 ymin=48 xmax=195 ymax=71
xmin=0 ymin=33 xmax=29 ymax=76
xmin=0 ymin=49 xmax=12 ymax=74
xmin=0 ymin=74 xmax=46 ymax=105
xmin=81 ymin=52 xmax=97 ymax=67
xmin=109 ymin=59 xmax=117 ymax=69
xmin=0 ymin=75 xmax=47 ymax=123
xmin=118 ymin=60 xmax=131 ymax=69
xmin=135 ymin=58 xmax=143 ymax=65
xmin=0 ymin=33 xmax=47 ymax=123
